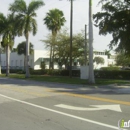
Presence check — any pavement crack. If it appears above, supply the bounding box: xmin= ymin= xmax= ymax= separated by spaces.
xmin=51 ymin=120 xmax=71 ymax=130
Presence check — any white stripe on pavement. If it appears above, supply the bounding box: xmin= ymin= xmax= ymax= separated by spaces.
xmin=0 ymin=94 xmax=127 ymax=130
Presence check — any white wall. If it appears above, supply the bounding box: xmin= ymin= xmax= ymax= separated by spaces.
xmin=108 ymin=59 xmax=116 ymax=66
xmin=34 ymin=50 xmax=49 ymax=70
xmin=1 ymin=52 xmax=25 ymax=69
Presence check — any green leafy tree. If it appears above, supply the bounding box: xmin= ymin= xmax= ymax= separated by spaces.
xmin=93 ymin=0 xmax=130 ymax=54
xmin=115 ymin=52 xmax=130 ymax=67
xmin=0 ymin=13 xmax=15 ymax=76
xmin=9 ymin=0 xmax=44 ymax=78
xmin=94 ymin=56 xmax=104 ymax=69
xmin=94 ymin=56 xmax=104 ymax=65
xmin=44 ymin=29 xmax=87 ymax=69
xmin=17 ymin=41 xmax=34 ymax=70
xmin=43 ymin=8 xmax=66 ymax=69
xmin=12 ymin=48 xmax=17 ymax=52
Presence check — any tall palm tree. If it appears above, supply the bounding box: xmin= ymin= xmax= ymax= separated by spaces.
xmin=9 ymin=0 xmax=44 ymax=78
xmin=17 ymin=41 xmax=34 ymax=71
xmin=0 ymin=13 xmax=15 ymax=76
xmin=44 ymin=8 xmax=66 ymax=69
xmin=104 ymin=49 xmax=111 ymax=59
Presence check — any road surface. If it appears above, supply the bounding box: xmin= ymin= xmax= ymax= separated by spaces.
xmin=0 ymin=78 xmax=130 ymax=130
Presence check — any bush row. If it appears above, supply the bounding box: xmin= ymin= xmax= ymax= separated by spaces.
xmin=1 ymin=69 xmax=25 ymax=74
xmin=94 ymin=70 xmax=130 ymax=79
xmin=31 ymin=69 xmax=130 ymax=79
xmin=2 ymin=69 xmax=130 ymax=79
xmin=100 ymin=67 xmax=120 ymax=71
xmin=30 ymin=69 xmax=80 ymax=77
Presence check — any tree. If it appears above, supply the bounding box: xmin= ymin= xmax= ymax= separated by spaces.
xmin=44 ymin=29 xmax=86 ymax=69
xmin=88 ymin=0 xmax=95 ymax=84
xmin=0 ymin=13 xmax=15 ymax=76
xmin=93 ymin=0 xmax=130 ymax=54
xmin=94 ymin=56 xmax=104 ymax=66
xmin=12 ymin=48 xmax=17 ymax=52
xmin=43 ymin=8 xmax=66 ymax=69
xmin=9 ymin=0 xmax=44 ymax=78
xmin=104 ymin=49 xmax=111 ymax=59
xmin=115 ymin=52 xmax=130 ymax=67
xmin=17 ymin=41 xmax=34 ymax=71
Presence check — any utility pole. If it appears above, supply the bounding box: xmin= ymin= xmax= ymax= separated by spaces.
xmin=85 ymin=24 xmax=87 ymax=66
xmin=69 ymin=0 xmax=73 ymax=78
xmin=59 ymin=0 xmax=74 ymax=77
xmin=88 ymin=0 xmax=95 ymax=83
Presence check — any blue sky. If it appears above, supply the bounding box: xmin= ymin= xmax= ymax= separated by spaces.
xmin=0 ymin=0 xmax=112 ymax=51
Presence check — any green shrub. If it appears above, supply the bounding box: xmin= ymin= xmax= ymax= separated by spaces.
xmin=2 ymin=69 xmax=23 ymax=74
xmin=100 ymin=67 xmax=120 ymax=71
xmin=95 ymin=70 xmax=130 ymax=79
xmin=30 ymin=69 xmax=47 ymax=75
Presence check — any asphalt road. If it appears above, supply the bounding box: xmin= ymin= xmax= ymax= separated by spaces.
xmin=0 ymin=78 xmax=130 ymax=130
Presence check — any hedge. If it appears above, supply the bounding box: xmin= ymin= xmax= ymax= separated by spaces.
xmin=94 ymin=70 xmax=130 ymax=79
xmin=2 ymin=69 xmax=130 ymax=79
xmin=1 ymin=69 xmax=25 ymax=74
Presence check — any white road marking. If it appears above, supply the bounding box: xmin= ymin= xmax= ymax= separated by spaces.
xmin=0 ymin=94 xmax=127 ymax=130
xmin=55 ymin=104 xmax=122 ymax=112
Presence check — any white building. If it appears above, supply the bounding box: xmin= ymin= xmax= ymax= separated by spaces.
xmin=1 ymin=50 xmax=116 ymax=70
xmin=1 ymin=50 xmax=58 ymax=70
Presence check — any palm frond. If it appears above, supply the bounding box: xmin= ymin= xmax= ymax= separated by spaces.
xmin=28 ymin=0 xmax=44 ymax=15
xmin=9 ymin=0 xmax=27 ymax=14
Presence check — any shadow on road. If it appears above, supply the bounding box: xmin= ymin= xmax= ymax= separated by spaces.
xmin=0 ymin=78 xmax=130 ymax=95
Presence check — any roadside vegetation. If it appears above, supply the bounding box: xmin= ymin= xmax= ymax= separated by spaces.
xmin=0 ymin=73 xmax=129 ymax=87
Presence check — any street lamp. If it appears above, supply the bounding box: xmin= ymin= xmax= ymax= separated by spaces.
xmin=88 ymin=0 xmax=95 ymax=83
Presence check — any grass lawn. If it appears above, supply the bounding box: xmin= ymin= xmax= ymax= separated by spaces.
xmin=0 ymin=74 xmax=129 ymax=87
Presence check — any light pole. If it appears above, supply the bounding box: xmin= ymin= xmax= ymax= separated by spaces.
xmin=60 ymin=0 xmax=73 ymax=78
xmin=88 ymin=0 xmax=95 ymax=83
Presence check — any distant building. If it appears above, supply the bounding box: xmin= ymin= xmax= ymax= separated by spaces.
xmin=1 ymin=50 xmax=116 ymax=70
xmin=1 ymin=50 xmax=58 ymax=70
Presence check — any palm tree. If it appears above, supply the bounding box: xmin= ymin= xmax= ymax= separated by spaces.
xmin=43 ymin=8 xmax=66 ymax=69
xmin=17 ymin=41 xmax=34 ymax=71
xmin=104 ymin=49 xmax=111 ymax=59
xmin=0 ymin=13 xmax=15 ymax=76
xmin=9 ymin=0 xmax=44 ymax=78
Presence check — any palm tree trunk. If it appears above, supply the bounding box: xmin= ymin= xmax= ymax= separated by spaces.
xmin=24 ymin=55 xmax=26 ymax=71
xmin=52 ymin=46 xmax=54 ymax=69
xmin=25 ymin=33 xmax=30 ymax=78
xmin=88 ymin=0 xmax=95 ymax=83
xmin=6 ymin=45 xmax=10 ymax=76
xmin=49 ymin=45 xmax=52 ymax=69
xmin=51 ymin=35 xmax=56 ymax=70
